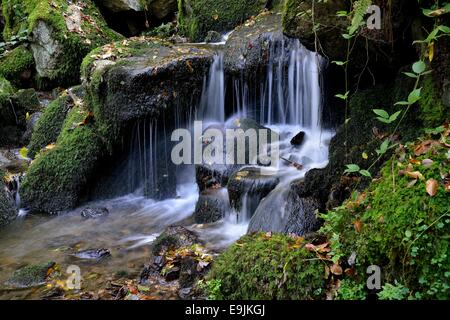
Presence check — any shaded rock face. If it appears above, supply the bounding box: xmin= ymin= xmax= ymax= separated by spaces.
xmin=31 ymin=21 xmax=61 ymax=79
xmin=194 ymin=188 xmax=229 ymax=224
xmin=224 ymin=11 xmax=283 ymax=76
xmin=227 ymin=167 xmax=279 ymax=215
xmin=247 ymin=180 xmax=321 ymax=236
xmin=0 ymin=177 xmax=18 ymax=228
xmin=95 ymin=0 xmax=143 ymax=12
xmin=149 ymin=0 xmax=178 ymax=20
xmin=178 ymin=0 xmax=268 ymax=41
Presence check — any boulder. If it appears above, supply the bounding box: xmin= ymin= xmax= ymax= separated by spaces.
xmin=151 ymin=226 xmax=199 ymax=256
xmin=81 ymin=207 xmax=109 ymax=220
xmin=193 ymin=188 xmax=229 ymax=224
xmin=205 ymin=31 xmax=222 ymax=43
xmin=2 ymin=0 xmax=123 ymax=87
xmin=223 ymin=10 xmax=284 ymax=75
xmin=227 ymin=167 xmax=279 ymax=215
xmin=70 ymin=248 xmax=111 ymax=261
xmin=27 ymin=87 xmax=83 ymax=159
xmin=290 ymin=131 xmax=305 ymax=146
xmin=5 ymin=262 xmax=55 ymax=288
xmin=0 ymin=169 xmax=18 ymax=228
xmin=247 ymin=179 xmax=321 ymax=236
xmin=178 ymin=0 xmax=268 ymax=41
xmin=148 ymin=0 xmax=178 ymax=20
xmin=0 ymin=45 xmax=35 ymax=87
xmin=95 ymin=0 xmax=143 ymax=12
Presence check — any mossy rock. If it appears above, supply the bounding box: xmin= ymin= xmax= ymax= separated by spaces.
xmin=0 ymin=168 xmax=18 ymax=228
xmin=0 ymin=45 xmax=35 ymax=86
xmin=2 ymin=0 xmax=123 ymax=88
xmin=177 ymin=0 xmax=267 ymax=42
xmin=27 ymin=87 xmax=84 ymax=159
xmin=21 ymin=104 xmax=105 ymax=213
xmin=208 ymin=233 xmax=326 ymax=300
xmin=152 ymin=226 xmax=200 ymax=256
xmin=321 ymin=133 xmax=450 ymax=300
xmin=5 ymin=262 xmax=55 ymax=288
xmin=418 ymin=76 xmax=448 ymax=128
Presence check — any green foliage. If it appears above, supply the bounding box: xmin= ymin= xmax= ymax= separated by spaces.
xmin=377 ymin=282 xmax=410 ymax=300
xmin=177 ymin=0 xmax=266 ymax=41
xmin=208 ymin=233 xmax=326 ymax=300
xmin=348 ymin=0 xmax=372 ymax=36
xmin=336 ymin=279 xmax=366 ymax=300
xmin=197 ymin=279 xmax=224 ymax=300
xmin=0 ymin=45 xmax=34 ymax=85
xmin=418 ymin=76 xmax=446 ymax=128
xmin=321 ymin=134 xmax=450 ymax=300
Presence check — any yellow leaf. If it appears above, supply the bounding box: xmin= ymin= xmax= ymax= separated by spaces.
xmin=26 ymin=112 xmax=30 ymax=122
xmin=19 ymin=147 xmax=28 ymax=159
xmin=362 ymin=152 xmax=368 ymax=160
xmin=426 ymin=178 xmax=438 ymax=197
xmin=45 ymin=143 xmax=57 ymax=150
xmin=428 ymin=42 xmax=435 ymax=62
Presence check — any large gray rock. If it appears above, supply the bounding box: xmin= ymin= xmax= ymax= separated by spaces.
xmin=193 ymin=188 xmax=229 ymax=224
xmin=248 ymin=180 xmax=321 ymax=236
xmin=149 ymin=0 xmax=178 ymax=19
xmin=31 ymin=21 xmax=61 ymax=79
xmin=0 ymin=176 xmax=18 ymax=228
xmin=95 ymin=0 xmax=143 ymax=12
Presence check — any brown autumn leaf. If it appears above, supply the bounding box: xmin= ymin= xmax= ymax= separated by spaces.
xmin=354 ymin=220 xmax=362 ymax=233
xmin=406 ymin=171 xmax=424 ymax=180
xmin=426 ymin=179 xmax=439 ymax=197
xmin=330 ymin=263 xmax=343 ymax=276
xmin=414 ymin=140 xmax=440 ymax=156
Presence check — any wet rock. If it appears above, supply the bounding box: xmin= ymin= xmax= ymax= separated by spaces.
xmin=290 ymin=131 xmax=305 ymax=147
xmin=22 ymin=112 xmax=42 ymax=144
xmin=227 ymin=167 xmax=279 ymax=214
xmin=178 ymin=0 xmax=268 ymax=41
xmin=5 ymin=262 xmax=55 ymax=288
xmin=0 ymin=170 xmax=18 ymax=228
xmin=71 ymin=248 xmax=111 ymax=261
xmin=179 ymin=257 xmax=202 ymax=288
xmin=81 ymin=207 xmax=110 ymax=220
xmin=193 ymin=188 xmax=229 ymax=224
xmin=248 ymin=180 xmax=321 ymax=236
xmin=224 ymin=11 xmax=284 ymax=75
xmin=152 ymin=226 xmax=200 ymax=256
xmin=205 ymin=31 xmax=222 ymax=43
xmin=164 ymin=267 xmax=180 ymax=282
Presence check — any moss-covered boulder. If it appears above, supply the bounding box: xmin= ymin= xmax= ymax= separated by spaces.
xmin=2 ymin=0 xmax=123 ymax=87
xmin=27 ymin=87 xmax=84 ymax=159
xmin=0 ymin=169 xmax=18 ymax=228
xmin=321 ymin=131 xmax=450 ymax=300
xmin=5 ymin=262 xmax=55 ymax=288
xmin=21 ymin=103 xmax=104 ymax=213
xmin=207 ymin=233 xmax=326 ymax=300
xmin=0 ymin=45 xmax=35 ymax=86
xmin=177 ymin=0 xmax=267 ymax=42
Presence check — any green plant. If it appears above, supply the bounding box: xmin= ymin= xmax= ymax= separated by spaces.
xmin=198 ymin=279 xmax=223 ymax=300
xmin=378 ymin=282 xmax=410 ymax=300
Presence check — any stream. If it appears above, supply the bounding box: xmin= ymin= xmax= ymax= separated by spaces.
xmin=0 ymin=35 xmax=333 ymax=299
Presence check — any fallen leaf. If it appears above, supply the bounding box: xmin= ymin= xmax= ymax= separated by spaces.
xmin=426 ymin=179 xmax=438 ymax=197
xmin=406 ymin=171 xmax=424 ymax=180
xmin=330 ymin=264 xmax=343 ymax=276
xmin=422 ymin=159 xmax=434 ymax=168
xmin=354 ymin=220 xmax=362 ymax=233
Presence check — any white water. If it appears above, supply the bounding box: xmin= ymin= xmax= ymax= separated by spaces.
xmin=1 ymin=38 xmax=332 ymax=291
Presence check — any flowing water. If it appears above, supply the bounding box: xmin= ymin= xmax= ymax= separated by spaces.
xmin=0 ymin=38 xmax=333 ymax=299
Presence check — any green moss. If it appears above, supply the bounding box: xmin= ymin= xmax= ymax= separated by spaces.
xmin=0 ymin=45 xmax=34 ymax=84
xmin=177 ymin=0 xmax=267 ymax=41
xmin=208 ymin=233 xmax=326 ymax=300
xmin=21 ymin=103 xmax=105 ymax=213
xmin=335 ymin=279 xmax=366 ymax=300
xmin=27 ymin=92 xmax=73 ymax=158
xmin=6 ymin=262 xmax=55 ymax=288
xmin=418 ymin=77 xmax=447 ymax=128
xmin=2 ymin=0 xmax=123 ymax=87
xmin=0 ymin=168 xmax=18 ymax=227
xmin=321 ymin=134 xmax=450 ymax=300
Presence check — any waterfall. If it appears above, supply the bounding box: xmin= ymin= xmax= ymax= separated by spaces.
xmin=198 ymin=53 xmax=225 ymax=123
